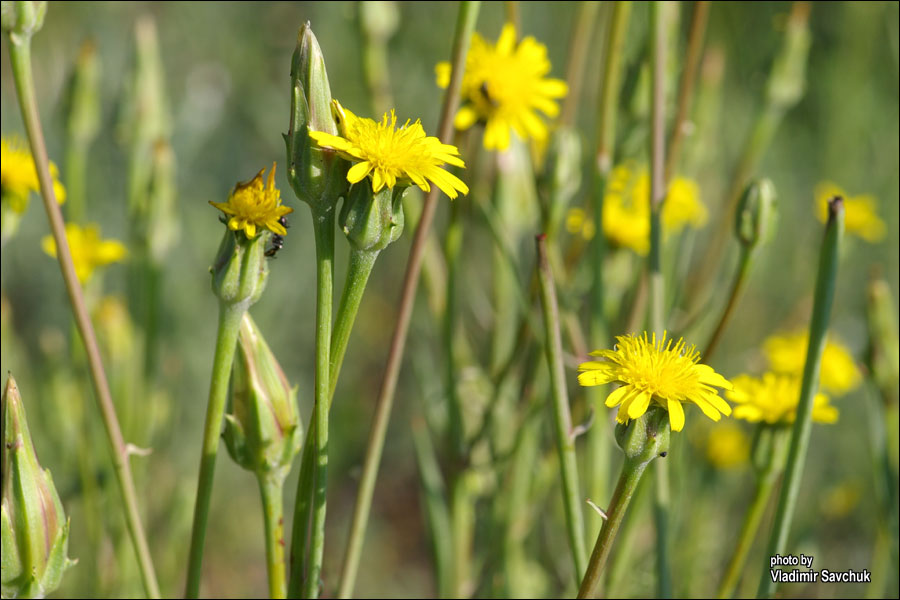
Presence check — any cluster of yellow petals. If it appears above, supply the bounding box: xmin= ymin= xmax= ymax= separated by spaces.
xmin=41 ymin=223 xmax=127 ymax=283
xmin=602 ymin=163 xmax=707 ymax=255
xmin=210 ymin=163 xmax=293 ymax=239
xmin=578 ymin=332 xmax=732 ymax=432
xmin=727 ymin=372 xmax=839 ymax=425
xmin=309 ymin=100 xmax=468 ymax=200
xmin=705 ymin=422 xmax=750 ymax=469
xmin=763 ymin=329 xmax=861 ymax=396
xmin=436 ymin=23 xmax=568 ymax=151
xmin=815 ymin=181 xmax=885 ymax=243
xmin=1 ymin=136 xmax=66 ymax=213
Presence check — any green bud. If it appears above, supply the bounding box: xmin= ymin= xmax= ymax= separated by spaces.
xmin=866 ymin=276 xmax=900 ymax=400
xmin=285 ymin=23 xmax=349 ymax=211
xmin=766 ymin=2 xmax=811 ymax=111
xmin=339 ymin=184 xmax=405 ymax=252
xmin=614 ymin=405 xmax=671 ymax=467
xmin=65 ymin=39 xmax=101 ymax=149
xmin=735 ymin=178 xmax=777 ymax=249
xmin=210 ymin=229 xmax=269 ymax=311
xmin=1 ymin=1 xmax=46 ymax=39
xmin=223 ymin=314 xmax=302 ymax=481
xmin=2 ymin=375 xmax=74 ymax=599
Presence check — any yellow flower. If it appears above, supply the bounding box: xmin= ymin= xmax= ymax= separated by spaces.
xmin=705 ymin=422 xmax=750 ymax=469
xmin=1 ymin=136 xmax=66 ymax=213
xmin=763 ymin=329 xmax=861 ymax=395
xmin=565 ymin=207 xmax=595 ymax=240
xmin=578 ymin=332 xmax=733 ymax=432
xmin=209 ymin=163 xmax=292 ymax=239
xmin=41 ymin=223 xmax=127 ymax=283
xmin=815 ymin=181 xmax=885 ymax=242
xmin=602 ymin=163 xmax=707 ymax=255
xmin=727 ymin=372 xmax=838 ymax=425
xmin=309 ymin=100 xmax=468 ymax=199
xmin=436 ymin=23 xmax=568 ymax=151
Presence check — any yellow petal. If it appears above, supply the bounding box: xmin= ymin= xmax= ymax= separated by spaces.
xmin=667 ymin=399 xmax=685 ymax=432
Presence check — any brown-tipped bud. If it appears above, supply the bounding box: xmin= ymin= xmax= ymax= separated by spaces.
xmin=223 ymin=314 xmax=302 ymax=481
xmin=615 ymin=405 xmax=671 ymax=467
xmin=735 ymin=178 xmax=777 ymax=250
xmin=2 ymin=375 xmax=74 ymax=599
xmin=1 ymin=1 xmax=46 ymax=38
xmin=339 ymin=184 xmax=404 ymax=252
xmin=285 ymin=23 xmax=349 ymax=211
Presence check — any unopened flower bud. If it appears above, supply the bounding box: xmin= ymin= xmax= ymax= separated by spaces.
xmin=614 ymin=405 xmax=671 ymax=466
xmin=2 ymin=375 xmax=74 ymax=599
xmin=224 ymin=314 xmax=302 ymax=481
xmin=339 ymin=184 xmax=404 ymax=252
xmin=1 ymin=1 xmax=46 ymax=38
xmin=735 ymin=178 xmax=777 ymax=250
xmin=285 ymin=23 xmax=349 ymax=211
xmin=210 ymin=228 xmax=269 ymax=310
xmin=766 ymin=2 xmax=810 ymax=111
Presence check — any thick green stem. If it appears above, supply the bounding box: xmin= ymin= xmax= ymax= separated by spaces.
xmin=704 ymin=249 xmax=752 ymax=361
xmin=578 ymin=459 xmax=650 ymax=598
xmin=536 ymin=234 xmax=588 ymax=583
xmin=186 ymin=302 xmax=244 ymax=597
xmin=335 ymin=4 xmax=480 ymax=597
xmin=6 ymin=26 xmax=160 ymax=600
xmin=305 ymin=209 xmax=335 ymax=599
xmin=756 ymin=197 xmax=843 ymax=598
xmin=330 ymin=248 xmax=379 ymax=400
xmin=259 ymin=475 xmax=288 ymax=599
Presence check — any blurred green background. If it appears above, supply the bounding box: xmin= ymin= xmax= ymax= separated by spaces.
xmin=1 ymin=1 xmax=897 ymax=598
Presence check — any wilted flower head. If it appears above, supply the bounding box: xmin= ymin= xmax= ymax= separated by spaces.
xmin=41 ymin=223 xmax=127 ymax=283
xmin=763 ymin=329 xmax=861 ymax=396
xmin=578 ymin=332 xmax=733 ymax=432
xmin=815 ymin=181 xmax=885 ymax=243
xmin=1 ymin=136 xmax=66 ymax=213
xmin=210 ymin=163 xmax=292 ymax=239
xmin=727 ymin=372 xmax=838 ymax=425
xmin=309 ymin=100 xmax=468 ymax=199
xmin=436 ymin=23 xmax=568 ymax=151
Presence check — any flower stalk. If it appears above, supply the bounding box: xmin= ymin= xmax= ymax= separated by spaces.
xmin=3 ymin=4 xmax=160 ymax=597
xmin=756 ymin=196 xmax=844 ymax=598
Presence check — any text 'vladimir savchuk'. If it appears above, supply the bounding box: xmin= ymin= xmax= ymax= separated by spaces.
xmin=769 ymin=554 xmax=872 ymax=583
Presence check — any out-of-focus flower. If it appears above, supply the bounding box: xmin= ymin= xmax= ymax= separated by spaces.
xmin=436 ymin=23 xmax=568 ymax=151
xmin=210 ymin=163 xmax=292 ymax=239
xmin=602 ymin=163 xmax=707 ymax=255
xmin=763 ymin=329 xmax=861 ymax=396
xmin=578 ymin=332 xmax=733 ymax=432
xmin=41 ymin=223 xmax=127 ymax=283
xmin=705 ymin=422 xmax=750 ymax=469
xmin=815 ymin=181 xmax=885 ymax=243
xmin=727 ymin=372 xmax=838 ymax=425
xmin=565 ymin=207 xmax=595 ymax=240
xmin=1 ymin=135 xmax=66 ymax=213
xmin=310 ymin=100 xmax=468 ymax=199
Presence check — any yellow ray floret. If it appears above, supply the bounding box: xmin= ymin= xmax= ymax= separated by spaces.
xmin=41 ymin=223 xmax=127 ymax=283
xmin=727 ymin=372 xmax=838 ymax=425
xmin=578 ymin=332 xmax=732 ymax=432
xmin=210 ymin=163 xmax=293 ymax=239
xmin=309 ymin=101 xmax=468 ymax=199
xmin=436 ymin=23 xmax=568 ymax=151
xmin=763 ymin=329 xmax=860 ymax=396
xmin=1 ymin=135 xmax=66 ymax=212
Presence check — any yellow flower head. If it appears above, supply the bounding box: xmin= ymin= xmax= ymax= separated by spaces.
xmin=763 ymin=329 xmax=861 ymax=395
xmin=209 ymin=163 xmax=292 ymax=239
xmin=578 ymin=332 xmax=733 ymax=432
xmin=309 ymin=100 xmax=469 ymax=199
xmin=1 ymin=136 xmax=66 ymax=213
xmin=436 ymin=23 xmax=568 ymax=151
xmin=705 ymin=422 xmax=750 ymax=470
xmin=602 ymin=163 xmax=707 ymax=255
xmin=565 ymin=207 xmax=596 ymax=240
xmin=41 ymin=223 xmax=127 ymax=283
xmin=727 ymin=372 xmax=838 ymax=425
xmin=815 ymin=181 xmax=885 ymax=243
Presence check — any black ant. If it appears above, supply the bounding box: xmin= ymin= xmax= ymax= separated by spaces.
xmin=265 ymin=216 xmax=289 ymax=258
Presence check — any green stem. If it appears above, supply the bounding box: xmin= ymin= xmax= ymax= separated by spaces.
xmin=330 ymin=248 xmax=379 ymax=400
xmin=756 ymin=197 xmax=844 ymax=598
xmin=578 ymin=458 xmax=651 ymax=598
xmin=288 ymin=430 xmax=315 ymax=597
xmin=560 ymin=1 xmax=601 ymax=127
xmin=536 ymin=234 xmax=588 ymax=584
xmin=64 ymin=141 xmax=88 ymax=222
xmin=703 ymin=249 xmax=752 ymax=361
xmin=444 ymin=199 xmax=465 ymax=460
xmin=6 ymin=24 xmax=160 ymax=600
xmin=335 ymin=4 xmax=480 ymax=597
xmin=259 ymin=475 xmax=288 ymax=599
xmin=717 ymin=474 xmax=777 ymax=599
xmin=305 ymin=209 xmax=335 ymax=599
xmin=185 ymin=302 xmax=244 ymax=597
